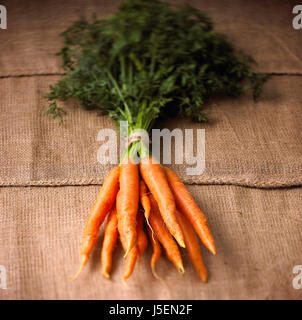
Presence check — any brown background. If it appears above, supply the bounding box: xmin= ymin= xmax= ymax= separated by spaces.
xmin=0 ymin=0 xmax=302 ymax=299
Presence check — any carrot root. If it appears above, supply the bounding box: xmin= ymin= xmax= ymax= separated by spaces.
xmin=148 ymin=194 xmax=184 ymax=274
xmin=123 ymin=246 xmax=138 ymax=281
xmin=164 ymin=167 xmax=216 ymax=255
xmin=117 ymin=161 xmax=139 ymax=256
xmin=137 ymin=210 xmax=148 ymax=259
xmin=79 ymin=166 xmax=120 ymax=274
xmin=148 ymin=228 xmax=162 ymax=280
xmin=176 ymin=210 xmax=207 ymax=282
xmin=140 ymin=156 xmax=185 ymax=248
xmin=72 ymin=254 xmax=88 ymax=281
xmin=101 ymin=207 xmax=119 ymax=279
xmin=140 ymin=180 xmax=151 ymax=220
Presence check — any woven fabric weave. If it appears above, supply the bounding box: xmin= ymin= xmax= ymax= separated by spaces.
xmin=0 ymin=0 xmax=301 ymax=300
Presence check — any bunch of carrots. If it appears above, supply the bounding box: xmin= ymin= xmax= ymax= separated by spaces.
xmin=74 ymin=155 xmax=215 ymax=283
xmin=46 ymin=0 xmax=267 ymax=283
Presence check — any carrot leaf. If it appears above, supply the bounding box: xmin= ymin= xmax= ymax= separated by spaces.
xmin=45 ymin=0 xmax=269 ymax=130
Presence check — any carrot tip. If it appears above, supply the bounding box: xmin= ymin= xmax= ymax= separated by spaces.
xmin=178 ymin=264 xmax=185 ymax=274
xmin=151 ymin=266 xmax=167 ymax=286
xmin=122 ymin=277 xmax=128 ymax=287
xmin=199 ymin=271 xmax=208 ymax=283
xmin=72 ymin=265 xmax=84 ymax=281
xmin=102 ymin=272 xmax=110 ymax=279
xmin=207 ymin=245 xmax=216 ymax=255
xmin=71 ymin=255 xmax=88 ymax=281
xmin=179 ymin=240 xmax=186 ymax=248
xmin=151 ymin=266 xmax=160 ymax=280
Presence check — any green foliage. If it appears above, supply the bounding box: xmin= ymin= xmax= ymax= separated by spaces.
xmin=45 ymin=0 xmax=269 ymax=130
xmin=43 ymin=102 xmax=66 ymax=125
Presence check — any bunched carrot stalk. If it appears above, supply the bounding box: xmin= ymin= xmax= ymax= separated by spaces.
xmin=46 ymin=0 xmax=269 ymax=283
xmin=140 ymin=156 xmax=185 ymax=248
xmin=149 ymin=194 xmax=184 ymax=274
xmin=164 ymin=167 xmax=216 ymax=255
xmin=101 ymin=206 xmax=119 ymax=279
xmin=176 ymin=210 xmax=208 ymax=283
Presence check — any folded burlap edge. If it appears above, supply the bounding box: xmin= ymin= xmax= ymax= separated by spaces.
xmin=1 ymin=175 xmax=301 ymax=189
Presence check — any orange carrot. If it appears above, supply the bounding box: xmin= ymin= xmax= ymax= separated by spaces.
xmin=136 ymin=210 xmax=148 ymax=260
xmin=164 ymin=167 xmax=216 ymax=255
xmin=117 ymin=207 xmax=138 ymax=281
xmin=74 ymin=166 xmax=120 ymax=278
xmin=123 ymin=246 xmax=138 ymax=281
xmin=101 ymin=206 xmax=118 ymax=279
xmin=139 ymin=180 xmax=151 ymax=220
xmin=147 ymin=228 xmax=162 ymax=279
xmin=149 ymin=194 xmax=184 ymax=274
xmin=116 ymin=160 xmax=139 ymax=256
xmin=140 ymin=156 xmax=185 ymax=248
xmin=176 ymin=210 xmax=208 ymax=282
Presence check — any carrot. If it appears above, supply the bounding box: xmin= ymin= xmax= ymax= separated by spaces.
xmin=147 ymin=228 xmax=162 ymax=279
xmin=164 ymin=167 xmax=216 ymax=255
xmin=136 ymin=210 xmax=148 ymax=261
xmin=117 ymin=206 xmax=138 ymax=281
xmin=116 ymin=160 xmax=139 ymax=256
xmin=123 ymin=246 xmax=138 ymax=281
xmin=176 ymin=210 xmax=208 ymax=282
xmin=140 ymin=156 xmax=185 ymax=248
xmin=139 ymin=180 xmax=151 ymax=220
xmin=148 ymin=194 xmax=184 ymax=274
xmin=116 ymin=179 xmax=139 ymax=281
xmin=101 ymin=206 xmax=118 ymax=279
xmin=74 ymin=166 xmax=120 ymax=279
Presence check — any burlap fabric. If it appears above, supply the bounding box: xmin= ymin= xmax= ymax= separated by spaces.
xmin=0 ymin=76 xmax=301 ymax=188
xmin=1 ymin=0 xmax=301 ymax=76
xmin=0 ymin=185 xmax=301 ymax=300
xmin=0 ymin=0 xmax=302 ymax=300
